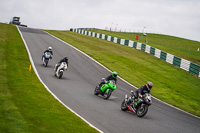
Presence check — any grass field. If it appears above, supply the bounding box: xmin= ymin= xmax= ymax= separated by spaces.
xmin=1 ymin=22 xmax=199 ymax=133
xmin=45 ymin=30 xmax=200 ymax=117
xmin=89 ymin=29 xmax=200 ymax=65
xmin=0 ymin=23 xmax=98 ymax=133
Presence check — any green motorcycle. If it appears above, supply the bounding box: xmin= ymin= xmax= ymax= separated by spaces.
xmin=94 ymin=79 xmax=116 ymax=99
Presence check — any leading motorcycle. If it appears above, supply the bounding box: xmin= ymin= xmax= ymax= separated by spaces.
xmin=54 ymin=62 xmax=68 ymax=79
xmin=42 ymin=52 xmax=52 ymax=67
xmin=121 ymin=93 xmax=152 ymax=117
xmin=94 ymin=78 xmax=116 ymax=100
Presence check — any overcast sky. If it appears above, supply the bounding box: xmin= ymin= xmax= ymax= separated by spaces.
xmin=1 ymin=0 xmax=200 ymax=41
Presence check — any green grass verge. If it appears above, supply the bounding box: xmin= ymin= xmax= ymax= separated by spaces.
xmin=0 ymin=23 xmax=98 ymax=133
xmin=89 ymin=29 xmax=200 ymax=65
xmin=45 ymin=30 xmax=200 ymax=117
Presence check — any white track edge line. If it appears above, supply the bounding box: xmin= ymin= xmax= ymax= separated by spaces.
xmin=45 ymin=31 xmax=200 ymax=119
xmin=17 ymin=26 xmax=103 ymax=133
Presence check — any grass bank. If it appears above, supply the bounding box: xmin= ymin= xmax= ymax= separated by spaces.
xmin=0 ymin=23 xmax=98 ymax=132
xmin=45 ymin=30 xmax=200 ymax=117
xmin=89 ymin=29 xmax=200 ymax=65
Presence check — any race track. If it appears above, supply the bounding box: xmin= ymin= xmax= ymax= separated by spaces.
xmin=18 ymin=26 xmax=200 ymax=133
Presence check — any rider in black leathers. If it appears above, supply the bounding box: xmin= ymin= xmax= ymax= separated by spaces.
xmin=133 ymin=81 xmax=153 ymax=99
xmin=127 ymin=81 xmax=153 ymax=112
xmin=55 ymin=57 xmax=68 ymax=71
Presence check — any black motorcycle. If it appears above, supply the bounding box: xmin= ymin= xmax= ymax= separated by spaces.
xmin=121 ymin=93 xmax=152 ymax=117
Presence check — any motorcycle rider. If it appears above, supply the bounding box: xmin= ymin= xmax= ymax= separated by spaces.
xmin=42 ymin=46 xmax=53 ymax=59
xmin=55 ymin=57 xmax=68 ymax=71
xmin=98 ymin=71 xmax=118 ymax=87
xmin=127 ymin=81 xmax=153 ymax=113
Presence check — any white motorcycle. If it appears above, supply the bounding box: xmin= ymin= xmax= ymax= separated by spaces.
xmin=42 ymin=52 xmax=52 ymax=67
xmin=54 ymin=62 xmax=68 ymax=79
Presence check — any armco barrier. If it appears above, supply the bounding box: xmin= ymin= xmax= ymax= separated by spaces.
xmin=125 ymin=40 xmax=129 ymax=46
xmin=160 ymin=51 xmax=167 ymax=61
xmin=150 ymin=47 xmax=155 ymax=55
xmin=189 ymin=63 xmax=200 ymax=76
xmin=145 ymin=45 xmax=151 ymax=54
xmin=173 ymin=56 xmax=182 ymax=68
xmin=72 ymin=28 xmax=200 ymax=77
xmin=133 ymin=42 xmax=137 ymax=48
xmin=166 ymin=53 xmax=174 ymax=64
xmin=141 ymin=44 xmax=146 ymax=51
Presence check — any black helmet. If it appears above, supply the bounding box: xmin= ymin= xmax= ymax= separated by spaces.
xmin=112 ymin=71 xmax=118 ymax=78
xmin=146 ymin=81 xmax=153 ymax=90
xmin=64 ymin=57 xmax=68 ymax=62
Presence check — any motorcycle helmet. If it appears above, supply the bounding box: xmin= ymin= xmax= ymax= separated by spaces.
xmin=146 ymin=81 xmax=153 ymax=90
xmin=112 ymin=71 xmax=118 ymax=78
xmin=64 ymin=57 xmax=68 ymax=62
xmin=48 ymin=46 xmax=52 ymax=51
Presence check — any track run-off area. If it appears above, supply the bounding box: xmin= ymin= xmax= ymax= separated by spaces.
xmin=18 ymin=26 xmax=200 ymax=133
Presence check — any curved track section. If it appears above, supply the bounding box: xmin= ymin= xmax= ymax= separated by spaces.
xmin=18 ymin=27 xmax=200 ymax=133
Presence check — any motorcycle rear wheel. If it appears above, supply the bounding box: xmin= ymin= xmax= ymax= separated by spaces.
xmin=136 ymin=104 xmax=148 ymax=117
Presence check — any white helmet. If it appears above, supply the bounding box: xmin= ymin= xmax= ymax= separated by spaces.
xmin=48 ymin=46 xmax=52 ymax=51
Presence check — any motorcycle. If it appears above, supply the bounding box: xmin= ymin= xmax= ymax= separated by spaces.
xmin=42 ymin=52 xmax=52 ymax=67
xmin=94 ymin=78 xmax=116 ymax=99
xmin=54 ymin=62 xmax=68 ymax=79
xmin=121 ymin=93 xmax=152 ymax=117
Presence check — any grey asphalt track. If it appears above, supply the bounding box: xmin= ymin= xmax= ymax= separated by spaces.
xmin=18 ymin=26 xmax=200 ymax=133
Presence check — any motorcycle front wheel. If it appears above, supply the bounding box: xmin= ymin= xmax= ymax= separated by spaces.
xmin=45 ymin=61 xmax=48 ymax=67
xmin=136 ymin=104 xmax=148 ymax=117
xmin=94 ymin=86 xmax=99 ymax=95
xmin=121 ymin=100 xmax=128 ymax=111
xmin=58 ymin=71 xmax=63 ymax=79
xmin=104 ymin=89 xmax=112 ymax=100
